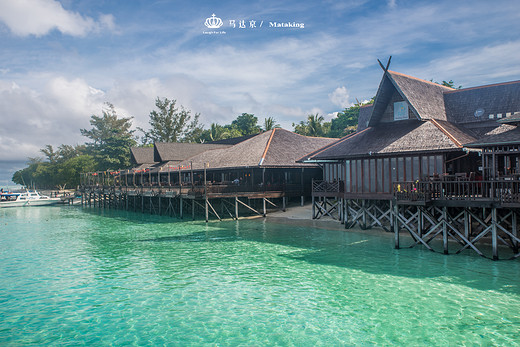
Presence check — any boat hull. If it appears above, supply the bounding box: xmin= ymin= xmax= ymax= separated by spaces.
xmin=0 ymin=198 xmax=61 ymax=208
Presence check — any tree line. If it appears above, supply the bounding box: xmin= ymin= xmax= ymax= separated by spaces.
xmin=12 ymin=97 xmax=372 ymax=189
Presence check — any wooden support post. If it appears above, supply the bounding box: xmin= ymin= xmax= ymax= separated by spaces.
xmin=443 ymin=207 xmax=448 ymax=255
xmin=301 ymin=196 xmax=304 ymax=207
xmin=263 ymin=198 xmax=266 ymax=217
xmin=205 ymin=198 xmax=209 ymax=222
xmin=492 ymin=207 xmax=498 ymax=260
xmin=180 ymin=196 xmax=183 ymax=219
xmin=344 ymin=199 xmax=349 ymax=228
xmin=362 ymin=200 xmax=367 ymax=229
xmin=312 ymin=196 xmax=315 ymax=219
xmin=418 ymin=207 xmax=423 ymax=238
xmin=192 ymin=198 xmax=195 ymax=221
xmin=235 ymin=197 xmax=239 ymax=220
xmin=282 ymin=197 xmax=286 ymax=212
xmin=464 ymin=209 xmax=469 ymax=240
xmin=513 ymin=211 xmax=518 ymax=253
xmin=158 ymin=196 xmax=161 ymax=215
xmin=394 ymin=203 xmax=399 ymax=249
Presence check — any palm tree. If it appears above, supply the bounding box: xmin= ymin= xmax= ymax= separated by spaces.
xmin=263 ymin=117 xmax=280 ymax=131
xmin=306 ymin=113 xmax=324 ymax=137
xmin=209 ymin=123 xmax=227 ymax=141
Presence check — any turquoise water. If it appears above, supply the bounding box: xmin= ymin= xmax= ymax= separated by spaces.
xmin=1 ymin=206 xmax=520 ymax=346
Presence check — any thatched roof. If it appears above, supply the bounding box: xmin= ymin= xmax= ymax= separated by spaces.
xmin=308 ymin=120 xmax=475 ymax=160
xmin=169 ymin=129 xmax=336 ymax=170
xmin=130 ymin=147 xmax=156 ymax=165
xmin=153 ymin=142 xmax=231 ymax=163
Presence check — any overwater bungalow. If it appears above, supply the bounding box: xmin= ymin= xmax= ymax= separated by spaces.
xmin=81 ymin=129 xmax=335 ymax=220
xmin=302 ymin=64 xmax=520 ymax=259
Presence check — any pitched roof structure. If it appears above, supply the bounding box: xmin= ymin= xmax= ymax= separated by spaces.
xmin=153 ymin=142 xmax=231 ymax=163
xmin=308 ymin=120 xmax=476 ymax=160
xmin=130 ymin=147 xmax=156 ymax=165
xmin=309 ymin=66 xmax=520 ymax=162
xmin=366 ymin=70 xmax=520 ymax=129
xmin=444 ymin=80 xmax=520 ymax=125
xmin=171 ymin=128 xmax=336 ymax=170
xmin=466 ymin=125 xmax=520 ymax=147
xmin=388 ymin=71 xmax=453 ymax=121
xmin=356 ymin=104 xmax=373 ymax=132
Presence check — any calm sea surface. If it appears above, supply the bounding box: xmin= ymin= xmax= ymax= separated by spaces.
xmin=1 ymin=206 xmax=519 ymax=346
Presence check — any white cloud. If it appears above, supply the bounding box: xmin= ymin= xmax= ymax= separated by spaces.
xmin=411 ymin=41 xmax=520 ymax=87
xmin=0 ymin=77 xmax=107 ymax=161
xmin=329 ymin=86 xmax=352 ymax=109
xmin=0 ymin=0 xmax=114 ymax=37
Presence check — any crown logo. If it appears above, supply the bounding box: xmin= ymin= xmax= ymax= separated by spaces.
xmin=205 ymin=14 xmax=223 ymax=29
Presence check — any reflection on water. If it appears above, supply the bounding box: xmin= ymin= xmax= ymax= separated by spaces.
xmin=1 ymin=206 xmax=519 ymax=345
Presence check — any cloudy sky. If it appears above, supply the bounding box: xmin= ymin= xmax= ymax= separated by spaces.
xmin=1 ymin=0 xmax=519 ymax=186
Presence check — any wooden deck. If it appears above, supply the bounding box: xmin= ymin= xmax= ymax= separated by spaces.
xmin=311 ymin=179 xmax=520 ymax=207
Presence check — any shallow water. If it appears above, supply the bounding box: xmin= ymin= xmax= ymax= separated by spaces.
xmin=1 ymin=206 xmax=519 ymax=345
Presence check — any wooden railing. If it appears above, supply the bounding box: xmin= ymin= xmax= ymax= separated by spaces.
xmin=312 ymin=180 xmax=343 ymax=194
xmin=393 ymin=180 xmax=520 ymax=204
xmin=81 ymin=183 xmax=305 ymax=197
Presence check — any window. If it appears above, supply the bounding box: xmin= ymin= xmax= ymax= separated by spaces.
xmin=394 ymin=101 xmax=409 ymax=120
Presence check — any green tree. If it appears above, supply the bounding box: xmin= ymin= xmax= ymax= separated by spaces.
xmin=293 ymin=113 xmax=327 ymax=137
xmin=80 ymin=102 xmax=136 ymax=171
xmin=140 ymin=97 xmax=203 ymax=144
xmin=263 ymin=117 xmax=280 ymax=131
xmin=329 ymin=98 xmax=375 ymax=138
xmin=231 ymin=113 xmax=261 ymax=135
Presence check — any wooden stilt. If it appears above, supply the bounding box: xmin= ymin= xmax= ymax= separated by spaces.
xmin=205 ymin=198 xmax=209 ymax=222
xmin=394 ymin=203 xmax=399 ymax=249
xmin=443 ymin=207 xmax=448 ymax=255
xmin=492 ymin=207 xmax=498 ymax=260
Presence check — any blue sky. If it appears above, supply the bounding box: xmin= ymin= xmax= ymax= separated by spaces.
xmin=1 ymin=0 xmax=519 ymax=186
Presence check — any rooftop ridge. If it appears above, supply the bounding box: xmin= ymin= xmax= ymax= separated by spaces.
xmin=429 ymin=119 xmax=462 ymax=148
xmin=305 ymin=127 xmax=371 ymax=160
xmin=259 ymin=129 xmax=276 ymax=166
xmin=388 ymin=70 xmax=455 ymax=91
xmin=443 ymin=79 xmax=520 ymax=94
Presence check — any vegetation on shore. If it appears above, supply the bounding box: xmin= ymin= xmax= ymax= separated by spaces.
xmin=12 ymin=97 xmax=373 ymax=189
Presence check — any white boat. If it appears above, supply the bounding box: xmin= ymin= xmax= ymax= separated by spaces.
xmin=0 ymin=190 xmax=61 ymax=208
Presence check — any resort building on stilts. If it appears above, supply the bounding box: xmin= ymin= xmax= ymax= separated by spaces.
xmin=301 ymin=61 xmax=520 ymax=260
xmin=81 ymin=129 xmax=335 ymax=221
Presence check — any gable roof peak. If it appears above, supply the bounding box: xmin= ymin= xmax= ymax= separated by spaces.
xmin=387 ymin=70 xmax=455 ymax=91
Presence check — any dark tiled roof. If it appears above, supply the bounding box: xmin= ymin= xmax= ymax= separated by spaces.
xmin=153 ymin=142 xmax=231 ymax=162
xmin=497 ymin=112 xmax=520 ymax=125
xmin=466 ymin=126 xmax=520 ymax=147
xmin=356 ymin=104 xmax=373 ymax=131
xmin=309 ymin=120 xmax=465 ymax=160
xmin=444 ymin=80 xmax=520 ymax=125
xmin=388 ymin=71 xmax=452 ymax=121
xmin=174 ymin=129 xmax=336 ymax=170
xmin=130 ymin=147 xmax=156 ymax=165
